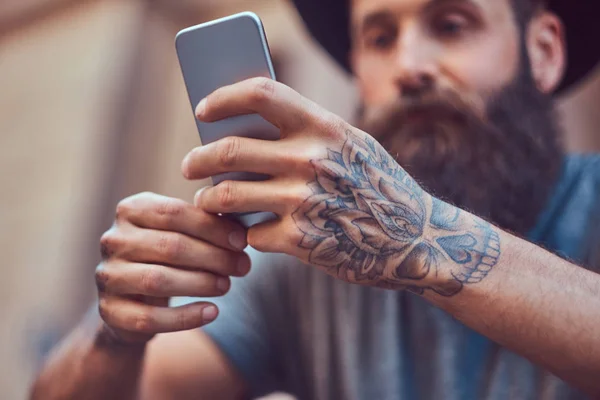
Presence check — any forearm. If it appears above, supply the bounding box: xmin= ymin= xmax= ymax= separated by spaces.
xmin=425 ymin=221 xmax=600 ymax=396
xmin=30 ymin=307 xmax=146 ymax=400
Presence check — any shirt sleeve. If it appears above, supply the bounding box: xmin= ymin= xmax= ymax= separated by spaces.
xmin=175 ymin=247 xmax=294 ymax=397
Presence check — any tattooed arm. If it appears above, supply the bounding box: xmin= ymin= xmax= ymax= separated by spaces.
xmin=423 ymin=229 xmax=600 ymax=397
xmin=286 ymin=128 xmax=600 ymax=396
xmin=184 ymin=77 xmax=600 ymax=397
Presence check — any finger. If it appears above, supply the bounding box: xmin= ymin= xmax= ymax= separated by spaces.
xmin=196 ymin=179 xmax=309 ymax=216
xmin=116 ymin=192 xmax=247 ymax=251
xmin=106 ymin=229 xmax=251 ymax=277
xmin=182 ymin=136 xmax=302 ymax=180
xmin=98 ymin=296 xmax=218 ymax=334
xmin=96 ymin=262 xmax=231 ymax=297
xmin=196 ymin=77 xmax=310 ymax=131
xmin=247 ymin=216 xmax=303 ymax=256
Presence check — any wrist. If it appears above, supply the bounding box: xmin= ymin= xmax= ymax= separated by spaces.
xmin=94 ymin=323 xmax=149 ymax=353
xmin=380 ymin=197 xmax=501 ymax=297
xmin=427 ymin=202 xmax=501 ymax=295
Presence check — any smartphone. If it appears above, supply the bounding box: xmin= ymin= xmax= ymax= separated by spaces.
xmin=175 ymin=12 xmax=279 ymax=228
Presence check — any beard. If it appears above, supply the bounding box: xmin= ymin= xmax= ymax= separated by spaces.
xmin=357 ymin=65 xmax=563 ymax=236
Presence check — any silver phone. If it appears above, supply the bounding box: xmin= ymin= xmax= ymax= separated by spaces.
xmin=175 ymin=12 xmax=279 ymax=228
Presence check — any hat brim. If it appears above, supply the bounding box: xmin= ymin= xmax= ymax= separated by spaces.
xmin=292 ymin=0 xmax=599 ymax=95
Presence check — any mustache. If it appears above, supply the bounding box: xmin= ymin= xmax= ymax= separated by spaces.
xmin=358 ymin=87 xmax=487 ymax=137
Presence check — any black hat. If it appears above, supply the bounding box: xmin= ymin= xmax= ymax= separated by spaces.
xmin=292 ymin=0 xmax=599 ymax=94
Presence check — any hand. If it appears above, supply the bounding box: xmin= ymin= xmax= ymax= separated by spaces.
xmin=95 ymin=192 xmax=250 ymax=344
xmin=183 ymin=78 xmax=500 ymax=297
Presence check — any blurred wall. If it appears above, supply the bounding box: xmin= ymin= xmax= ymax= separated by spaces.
xmin=0 ymin=0 xmax=598 ymax=398
xmin=0 ymin=2 xmax=145 ymax=398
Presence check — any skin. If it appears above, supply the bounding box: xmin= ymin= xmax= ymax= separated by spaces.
xmin=30 ymin=0 xmax=599 ymax=399
xmin=351 ymin=0 xmax=520 ymax=109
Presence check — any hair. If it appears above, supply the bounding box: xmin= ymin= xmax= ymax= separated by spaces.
xmin=511 ymin=0 xmax=547 ymax=31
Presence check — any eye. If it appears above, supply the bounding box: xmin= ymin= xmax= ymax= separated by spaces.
xmin=365 ymin=29 xmax=397 ymax=50
xmin=373 ymin=33 xmax=395 ymax=49
xmin=433 ymin=13 xmax=470 ymax=37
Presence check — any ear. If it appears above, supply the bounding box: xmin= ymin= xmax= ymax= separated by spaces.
xmin=526 ymin=11 xmax=566 ymax=94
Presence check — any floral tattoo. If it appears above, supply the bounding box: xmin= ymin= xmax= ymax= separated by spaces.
xmin=292 ymin=130 xmax=500 ymax=297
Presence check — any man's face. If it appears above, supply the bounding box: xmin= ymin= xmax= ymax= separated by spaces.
xmin=349 ymin=0 xmax=563 ymax=235
xmin=351 ymin=0 xmax=520 ymax=112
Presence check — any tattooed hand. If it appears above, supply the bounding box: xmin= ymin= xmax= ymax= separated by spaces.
xmin=183 ymin=78 xmax=500 ymax=297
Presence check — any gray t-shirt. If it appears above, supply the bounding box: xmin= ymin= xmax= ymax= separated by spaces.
xmin=202 ymin=155 xmax=600 ymax=400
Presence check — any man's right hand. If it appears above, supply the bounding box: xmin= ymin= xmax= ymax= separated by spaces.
xmin=95 ymin=191 xmax=250 ymax=344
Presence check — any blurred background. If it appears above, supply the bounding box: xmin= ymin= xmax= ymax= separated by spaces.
xmin=0 ymin=0 xmax=598 ymax=398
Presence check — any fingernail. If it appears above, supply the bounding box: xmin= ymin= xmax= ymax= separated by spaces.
xmin=182 ymin=154 xmax=191 ymax=179
xmin=237 ymin=257 xmax=250 ymax=275
xmin=228 ymin=230 xmax=247 ymax=251
xmin=202 ymin=305 xmax=218 ymax=323
xmin=195 ymin=98 xmax=207 ymax=118
xmin=216 ymin=277 xmax=229 ymax=293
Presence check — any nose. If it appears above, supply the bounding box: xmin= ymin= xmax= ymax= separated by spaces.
xmin=393 ymin=28 xmax=438 ymax=98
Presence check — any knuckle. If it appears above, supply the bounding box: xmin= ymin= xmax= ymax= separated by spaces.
xmin=177 ymin=309 xmax=186 ymax=330
xmin=116 ymin=192 xmax=156 ymax=221
xmin=192 ymin=207 xmax=212 ymax=231
xmin=136 ymin=191 xmax=155 ymax=198
xmin=156 ymin=234 xmax=186 ymax=259
xmin=140 ymin=267 xmax=167 ymax=294
xmin=280 ymin=150 xmax=302 ymax=167
xmin=133 ymin=310 xmax=154 ymax=333
xmin=217 ymin=136 xmax=241 ymax=168
xmin=155 ymin=198 xmax=184 ymax=218
xmin=97 ymin=297 xmax=112 ymax=324
xmin=100 ymin=230 xmax=121 ymax=258
xmin=319 ymin=113 xmax=348 ymax=140
xmin=216 ymin=181 xmax=238 ymax=209
xmin=115 ymin=199 xmax=133 ymax=221
xmin=284 ymin=150 xmax=314 ymax=177
xmin=286 ymin=226 xmax=304 ymax=247
xmin=286 ymin=186 xmax=311 ymax=209
xmin=176 ymin=306 xmax=203 ymax=331
xmin=247 ymin=229 xmax=268 ymax=252
xmin=251 ymin=77 xmax=275 ymax=103
xmin=176 ymin=308 xmax=192 ymax=331
xmin=94 ymin=264 xmax=111 ymax=292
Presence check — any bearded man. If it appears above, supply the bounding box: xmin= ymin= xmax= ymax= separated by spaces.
xmin=31 ymin=0 xmax=600 ymax=399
